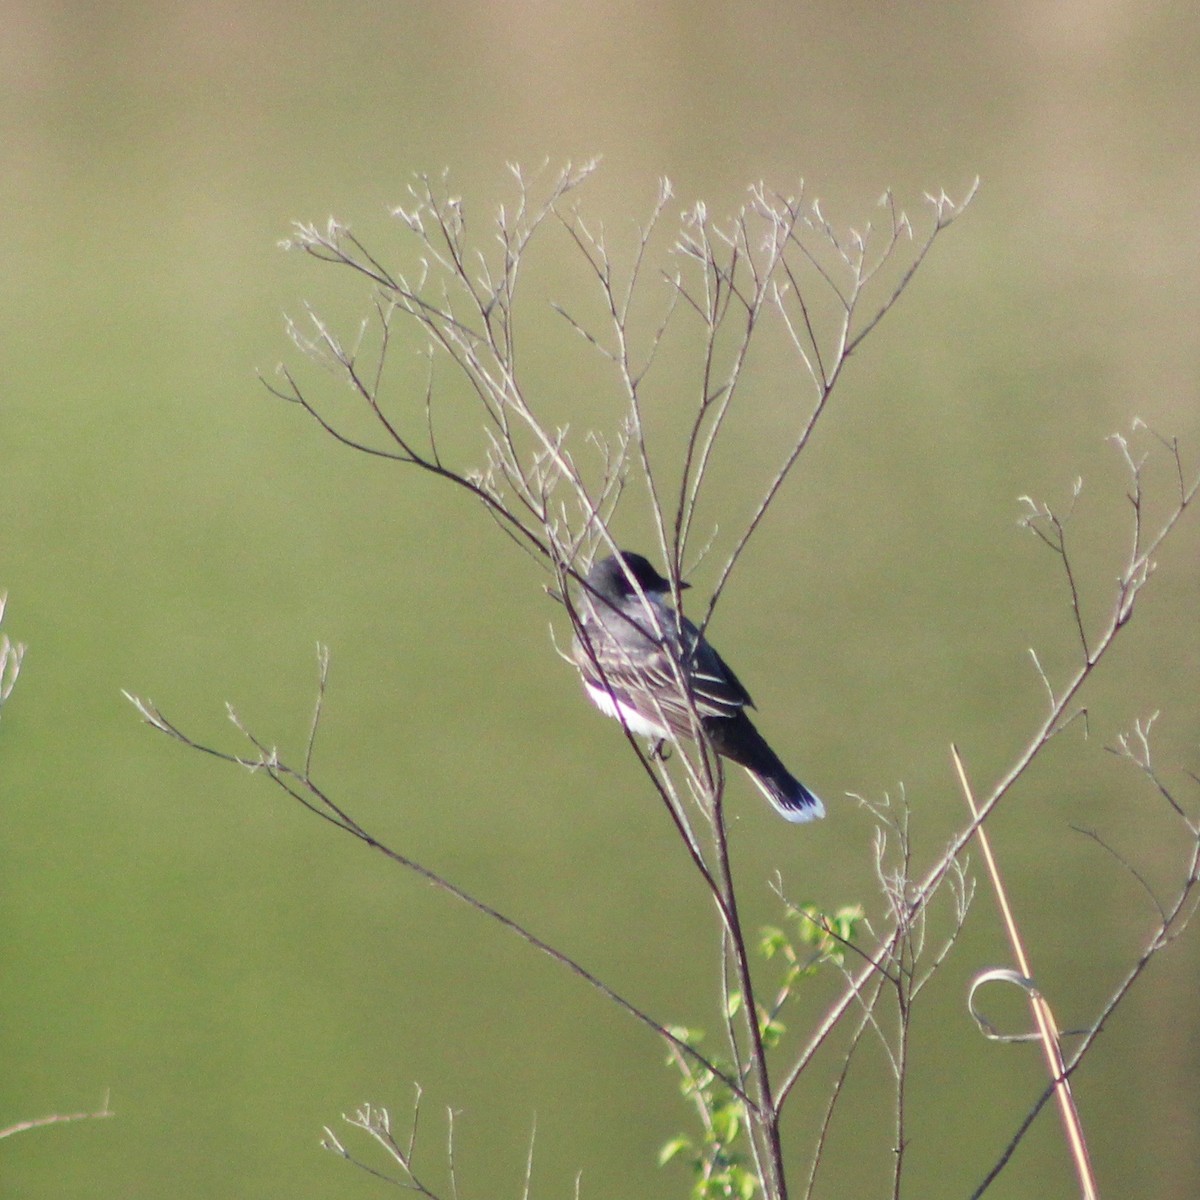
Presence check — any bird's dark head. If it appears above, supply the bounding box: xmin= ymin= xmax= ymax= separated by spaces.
xmin=587 ymin=551 xmax=687 ymax=599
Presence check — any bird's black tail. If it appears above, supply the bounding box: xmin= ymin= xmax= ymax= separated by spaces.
xmin=707 ymin=712 xmax=825 ymax=823
xmin=745 ymin=764 xmax=825 ymax=823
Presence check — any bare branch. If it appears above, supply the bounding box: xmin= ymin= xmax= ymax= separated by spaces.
xmin=123 ymin=682 xmax=752 ymax=1109
xmin=0 ymin=1093 xmax=114 ymax=1141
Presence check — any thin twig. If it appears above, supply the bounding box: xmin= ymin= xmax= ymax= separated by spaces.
xmin=124 ymin=690 xmax=752 ymax=1108
xmin=0 ymin=1094 xmax=114 ymax=1141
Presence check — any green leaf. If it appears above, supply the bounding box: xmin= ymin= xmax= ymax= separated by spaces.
xmin=732 ymin=1164 xmax=759 ymax=1200
xmin=710 ymin=1106 xmax=741 ymax=1145
xmin=726 ymin=990 xmax=743 ymax=1019
xmin=658 ymin=1136 xmax=693 ymax=1166
xmin=832 ymin=904 xmax=865 ymax=940
xmin=759 ymin=927 xmax=788 ymax=958
xmin=759 ymin=1017 xmax=786 ymax=1048
xmin=792 ymin=904 xmax=823 ymax=945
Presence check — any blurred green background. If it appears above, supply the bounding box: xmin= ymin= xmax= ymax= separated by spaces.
xmin=3 ymin=3 xmax=1199 ymax=1197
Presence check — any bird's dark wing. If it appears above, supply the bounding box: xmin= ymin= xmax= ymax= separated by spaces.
xmin=574 ymin=614 xmax=751 ymax=739
xmin=681 ymin=618 xmax=755 ymax=715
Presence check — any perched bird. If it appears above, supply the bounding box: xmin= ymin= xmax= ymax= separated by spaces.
xmin=571 ymin=551 xmax=824 ymax=822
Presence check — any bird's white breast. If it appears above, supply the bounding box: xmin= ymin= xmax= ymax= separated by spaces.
xmin=583 ymin=682 xmax=671 ymax=739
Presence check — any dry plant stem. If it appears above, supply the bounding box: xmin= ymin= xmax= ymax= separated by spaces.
xmin=0 ymin=1095 xmax=113 ymax=1141
xmin=801 ymin=969 xmax=889 ymax=1200
xmin=539 ymin=194 xmax=976 ymax=1177
xmin=952 ymin=746 xmax=1099 ymax=1200
xmin=139 ymin=169 xmax=977 ymax=1200
xmin=130 ymin=162 xmax=1198 ymax=1197
xmin=694 ymin=184 xmax=977 ymax=638
xmin=972 ymin=762 xmax=1200 ymax=1198
xmin=122 ymin=689 xmax=750 ymax=1109
xmin=889 ymin=914 xmax=915 ymax=1200
xmin=778 ymin=434 xmax=1200 ymax=1113
xmin=323 ymin=1096 xmax=443 ymax=1196
xmin=719 ymin=930 xmax=771 ymax=1192
xmin=875 ymin=794 xmax=972 ymax=1200
xmin=274 ymin=173 xmax=976 ymax=890
xmin=917 ymin=436 xmax=1198 ymax=901
xmin=710 ymin=790 xmax=788 ymax=1200
xmin=554 ymin=179 xmax=678 ymax=569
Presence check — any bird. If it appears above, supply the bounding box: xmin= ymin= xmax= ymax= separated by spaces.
xmin=570 ymin=550 xmax=824 ymax=822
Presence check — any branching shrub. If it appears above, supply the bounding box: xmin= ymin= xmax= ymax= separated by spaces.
xmin=127 ymin=165 xmax=1198 ymax=1199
